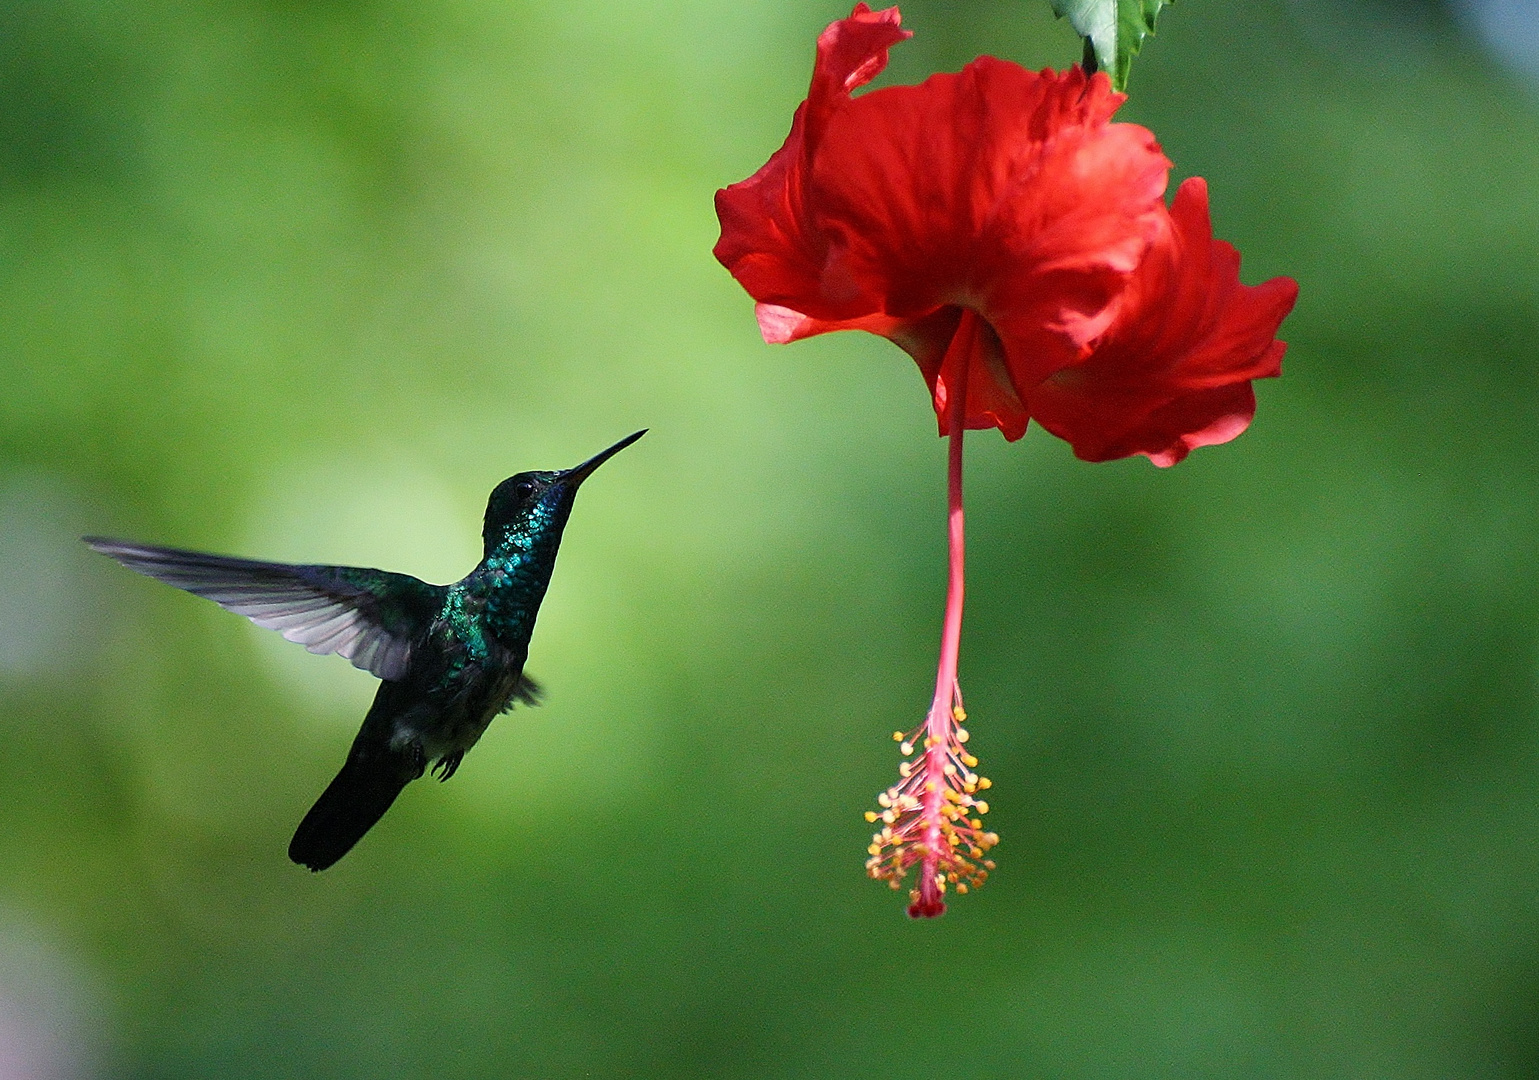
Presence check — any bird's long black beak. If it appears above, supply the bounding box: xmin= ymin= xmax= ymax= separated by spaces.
xmin=561 ymin=429 xmax=646 ymax=487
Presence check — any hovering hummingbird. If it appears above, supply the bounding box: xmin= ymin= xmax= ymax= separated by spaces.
xmin=86 ymin=430 xmax=645 ymax=871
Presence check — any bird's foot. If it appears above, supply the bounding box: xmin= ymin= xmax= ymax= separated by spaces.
xmin=406 ymin=740 xmax=428 ymax=780
xmin=433 ymin=751 xmax=464 ymax=782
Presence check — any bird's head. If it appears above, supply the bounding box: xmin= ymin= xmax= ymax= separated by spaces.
xmin=482 ymin=430 xmax=646 ymax=554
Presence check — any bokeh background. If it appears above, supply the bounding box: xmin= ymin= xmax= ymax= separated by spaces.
xmin=4 ymin=0 xmax=1539 ymax=1076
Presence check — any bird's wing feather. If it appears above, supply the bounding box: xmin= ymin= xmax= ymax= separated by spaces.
xmin=84 ymin=537 xmax=447 ymax=681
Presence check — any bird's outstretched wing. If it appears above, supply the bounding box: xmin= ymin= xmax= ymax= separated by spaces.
xmin=84 ymin=537 xmax=447 ymax=681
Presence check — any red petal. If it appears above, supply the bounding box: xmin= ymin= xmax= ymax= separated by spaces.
xmin=1026 ymin=178 xmax=1300 ymax=464
xmin=924 ymin=308 xmax=1030 ymax=440
xmin=712 ymin=6 xmax=910 ymax=317
xmin=1124 ymin=382 xmax=1258 ymax=467
xmin=809 ymin=5 xmax=911 ymax=126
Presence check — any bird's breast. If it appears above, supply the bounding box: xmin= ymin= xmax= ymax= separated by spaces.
xmin=401 ymin=647 xmax=527 ymax=761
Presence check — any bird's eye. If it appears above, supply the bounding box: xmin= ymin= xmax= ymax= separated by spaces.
xmin=514 ymin=479 xmax=537 ymax=499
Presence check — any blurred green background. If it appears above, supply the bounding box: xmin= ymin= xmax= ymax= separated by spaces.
xmin=3 ymin=0 xmax=1539 ymax=1076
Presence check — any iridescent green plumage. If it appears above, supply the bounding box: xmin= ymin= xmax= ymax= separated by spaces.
xmin=86 ymin=430 xmax=645 ymax=870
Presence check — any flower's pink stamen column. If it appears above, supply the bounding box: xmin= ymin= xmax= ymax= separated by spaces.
xmin=865 ymin=309 xmax=999 ymax=917
xmin=913 ymin=313 xmax=972 ymax=917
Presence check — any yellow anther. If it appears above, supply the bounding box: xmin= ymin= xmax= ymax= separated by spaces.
xmin=961 ymin=753 xmax=979 ymax=768
xmin=900 ymin=741 xmax=914 ymax=756
xmin=970 ymin=818 xmax=983 ymax=830
xmin=923 ymin=780 xmax=936 ymax=793
xmin=877 ymin=792 xmax=891 ymax=808
xmin=893 ymin=731 xmax=904 ymax=741
xmin=868 ymin=844 xmax=881 ymax=856
xmin=978 ymin=777 xmax=992 ymax=790
xmin=956 ymin=883 xmax=969 ymax=894
xmin=881 ymin=810 xmax=896 ymax=824
xmin=956 ymin=729 xmax=970 ymax=743
xmin=952 ymin=706 xmax=967 ymax=722
xmin=943 ymin=762 xmax=957 ymax=777
xmin=898 ymin=762 xmax=912 ymax=778
xmin=864 ymin=811 xmax=878 ymax=822
xmin=975 ymin=801 xmax=989 ymax=815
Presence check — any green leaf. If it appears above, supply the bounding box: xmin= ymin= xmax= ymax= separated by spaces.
xmin=1048 ymin=0 xmax=1173 ymax=92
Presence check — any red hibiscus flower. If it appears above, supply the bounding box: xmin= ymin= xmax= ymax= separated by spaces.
xmin=715 ymin=4 xmax=1297 ymax=917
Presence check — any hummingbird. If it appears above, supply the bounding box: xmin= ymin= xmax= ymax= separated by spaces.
xmin=85 ymin=430 xmax=645 ymax=871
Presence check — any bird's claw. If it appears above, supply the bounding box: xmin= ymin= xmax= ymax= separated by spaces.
xmin=406 ymin=741 xmax=427 ymax=779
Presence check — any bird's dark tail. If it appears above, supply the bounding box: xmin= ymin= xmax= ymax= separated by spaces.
xmin=289 ymin=742 xmax=424 ymax=872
